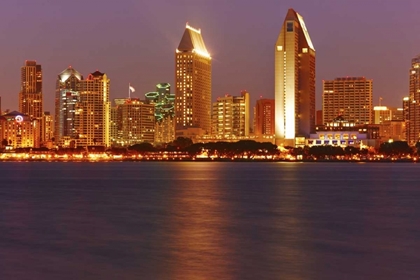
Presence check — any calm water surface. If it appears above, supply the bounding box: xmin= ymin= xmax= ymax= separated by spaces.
xmin=0 ymin=162 xmax=419 ymax=279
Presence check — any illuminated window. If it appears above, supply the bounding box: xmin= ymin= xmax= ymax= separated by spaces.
xmin=302 ymin=48 xmax=308 ymax=53
xmin=277 ymin=46 xmax=283 ymax=51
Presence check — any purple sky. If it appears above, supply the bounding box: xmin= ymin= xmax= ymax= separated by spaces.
xmin=0 ymin=0 xmax=419 ymax=113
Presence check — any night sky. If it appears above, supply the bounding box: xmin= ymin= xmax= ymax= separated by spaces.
xmin=0 ymin=0 xmax=419 ymax=113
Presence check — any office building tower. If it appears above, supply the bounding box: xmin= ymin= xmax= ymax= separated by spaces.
xmin=211 ymin=91 xmax=250 ymax=138
xmin=145 ymin=83 xmax=175 ymax=144
xmin=323 ymin=77 xmax=373 ymax=125
xmin=120 ymin=98 xmax=155 ymax=145
xmin=275 ymin=9 xmax=315 ymax=144
xmin=55 ymin=66 xmax=83 ymax=145
xmin=175 ymin=23 xmax=212 ymax=137
xmin=407 ymin=55 xmax=420 ymax=144
xmin=19 ymin=60 xmax=43 ymax=119
xmin=254 ymin=98 xmax=275 ymax=136
xmin=74 ymin=71 xmax=111 ymax=147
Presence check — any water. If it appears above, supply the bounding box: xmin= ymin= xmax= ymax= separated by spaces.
xmin=0 ymin=161 xmax=419 ymax=279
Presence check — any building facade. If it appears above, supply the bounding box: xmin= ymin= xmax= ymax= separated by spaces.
xmin=211 ymin=91 xmax=250 ymax=138
xmin=407 ymin=55 xmax=420 ymax=144
xmin=145 ymin=83 xmax=175 ymax=144
xmin=373 ymin=106 xmax=403 ymax=124
xmin=0 ymin=111 xmax=38 ymax=149
xmin=19 ymin=60 xmax=43 ymax=119
xmin=175 ymin=23 xmax=212 ymax=137
xmin=323 ymin=77 xmax=373 ymax=125
xmin=54 ymin=66 xmax=83 ymax=145
xmin=275 ymin=9 xmax=316 ymax=144
xmin=254 ymin=98 xmax=274 ymax=137
xmin=74 ymin=71 xmax=111 ymax=147
xmin=120 ymin=99 xmax=155 ymax=145
xmin=19 ymin=60 xmax=44 ymax=145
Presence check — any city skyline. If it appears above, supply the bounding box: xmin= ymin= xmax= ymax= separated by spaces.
xmin=0 ymin=0 xmax=419 ymax=113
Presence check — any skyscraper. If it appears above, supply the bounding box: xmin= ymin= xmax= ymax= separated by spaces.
xmin=254 ymin=98 xmax=275 ymax=137
xmin=74 ymin=71 xmax=111 ymax=147
xmin=19 ymin=60 xmax=43 ymax=119
xmin=120 ymin=99 xmax=155 ymax=145
xmin=211 ymin=91 xmax=250 ymax=138
xmin=323 ymin=77 xmax=373 ymax=125
xmin=175 ymin=23 xmax=212 ymax=138
xmin=407 ymin=55 xmax=420 ymax=144
xmin=145 ymin=83 xmax=175 ymax=144
xmin=55 ymin=66 xmax=83 ymax=145
xmin=275 ymin=9 xmax=315 ymax=145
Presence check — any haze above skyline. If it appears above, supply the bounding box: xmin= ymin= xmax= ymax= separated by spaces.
xmin=0 ymin=0 xmax=419 ymax=113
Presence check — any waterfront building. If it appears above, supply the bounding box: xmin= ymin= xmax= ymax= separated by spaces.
xmin=120 ymin=98 xmax=155 ymax=145
xmin=406 ymin=55 xmax=420 ymax=144
xmin=74 ymin=71 xmax=111 ymax=147
xmin=323 ymin=77 xmax=373 ymax=125
xmin=54 ymin=66 xmax=83 ymax=145
xmin=19 ymin=60 xmax=43 ymax=119
xmin=19 ymin=60 xmax=43 ymax=145
xmin=145 ymin=83 xmax=175 ymax=144
xmin=307 ymin=116 xmax=379 ymax=148
xmin=275 ymin=9 xmax=316 ymax=145
xmin=0 ymin=111 xmax=38 ymax=149
xmin=254 ymin=98 xmax=275 ymax=137
xmin=211 ymin=91 xmax=250 ymax=138
xmin=175 ymin=23 xmax=212 ymax=138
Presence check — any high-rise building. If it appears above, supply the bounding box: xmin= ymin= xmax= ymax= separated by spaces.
xmin=211 ymin=91 xmax=250 ymax=138
xmin=323 ymin=77 xmax=373 ymax=125
xmin=145 ymin=83 xmax=175 ymax=144
xmin=19 ymin=60 xmax=43 ymax=146
xmin=254 ymin=98 xmax=275 ymax=136
xmin=120 ymin=98 xmax=155 ymax=145
xmin=275 ymin=9 xmax=315 ymax=145
xmin=54 ymin=66 xmax=83 ymax=145
xmin=74 ymin=71 xmax=111 ymax=147
xmin=175 ymin=23 xmax=212 ymax=138
xmin=407 ymin=55 xmax=420 ymax=144
xmin=19 ymin=60 xmax=43 ymax=119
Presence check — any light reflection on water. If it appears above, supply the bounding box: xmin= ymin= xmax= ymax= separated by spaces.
xmin=0 ymin=162 xmax=420 ymax=279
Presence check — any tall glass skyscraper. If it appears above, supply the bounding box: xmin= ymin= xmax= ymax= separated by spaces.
xmin=275 ymin=9 xmax=315 ymax=145
xmin=407 ymin=55 xmax=420 ymax=144
xmin=19 ymin=60 xmax=43 ymax=119
xmin=175 ymin=23 xmax=212 ymax=137
xmin=54 ymin=66 xmax=83 ymax=145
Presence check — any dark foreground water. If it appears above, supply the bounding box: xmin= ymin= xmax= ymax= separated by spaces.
xmin=0 ymin=162 xmax=419 ymax=279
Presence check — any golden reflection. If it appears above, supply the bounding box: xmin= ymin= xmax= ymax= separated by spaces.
xmin=272 ymin=163 xmax=311 ymax=279
xmin=165 ymin=163 xmax=233 ymax=280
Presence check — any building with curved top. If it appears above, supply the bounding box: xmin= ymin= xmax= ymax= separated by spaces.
xmin=175 ymin=23 xmax=212 ymax=138
xmin=275 ymin=9 xmax=315 ymax=146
